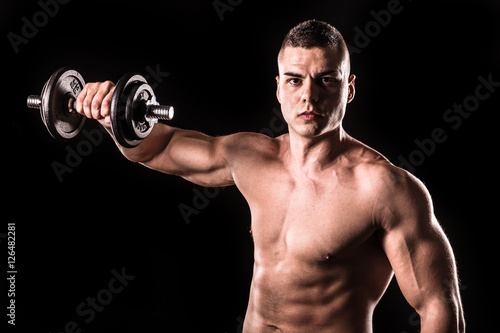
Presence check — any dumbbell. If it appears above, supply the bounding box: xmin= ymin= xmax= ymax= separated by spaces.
xmin=27 ymin=68 xmax=86 ymax=140
xmin=110 ymin=71 xmax=174 ymax=148
xmin=27 ymin=67 xmax=174 ymax=148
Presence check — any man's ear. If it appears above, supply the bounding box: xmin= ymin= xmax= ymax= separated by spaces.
xmin=347 ymin=74 xmax=356 ymax=104
xmin=276 ymin=75 xmax=281 ymax=104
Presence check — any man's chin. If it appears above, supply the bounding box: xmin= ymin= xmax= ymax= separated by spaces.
xmin=290 ymin=123 xmax=326 ymax=138
xmin=289 ymin=121 xmax=342 ymax=139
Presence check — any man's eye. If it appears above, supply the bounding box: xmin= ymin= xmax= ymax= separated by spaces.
xmin=287 ymin=78 xmax=301 ymax=85
xmin=321 ymin=77 xmax=337 ymax=84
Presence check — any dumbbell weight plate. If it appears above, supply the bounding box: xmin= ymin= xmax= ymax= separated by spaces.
xmin=110 ymin=73 xmax=154 ymax=148
xmin=125 ymin=83 xmax=155 ymax=141
xmin=41 ymin=68 xmax=86 ymax=140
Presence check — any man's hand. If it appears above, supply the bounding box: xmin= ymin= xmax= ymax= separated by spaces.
xmin=75 ymin=81 xmax=115 ymax=127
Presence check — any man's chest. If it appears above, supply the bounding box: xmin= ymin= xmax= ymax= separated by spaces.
xmin=235 ymin=164 xmax=378 ymax=263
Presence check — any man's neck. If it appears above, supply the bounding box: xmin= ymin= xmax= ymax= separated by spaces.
xmin=287 ymin=126 xmax=349 ymax=172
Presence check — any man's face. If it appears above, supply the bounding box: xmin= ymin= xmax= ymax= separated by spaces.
xmin=276 ymin=46 xmax=355 ymax=138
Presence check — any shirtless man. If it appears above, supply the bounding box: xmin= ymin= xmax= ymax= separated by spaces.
xmin=74 ymin=20 xmax=465 ymax=332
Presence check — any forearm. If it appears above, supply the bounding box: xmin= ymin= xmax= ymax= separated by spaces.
xmin=102 ymin=120 xmax=234 ymax=186
xmin=102 ymin=122 xmax=175 ymax=163
xmin=419 ymin=298 xmax=465 ymax=333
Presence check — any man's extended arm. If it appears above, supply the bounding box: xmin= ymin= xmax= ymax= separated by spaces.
xmin=375 ymin=170 xmax=465 ymax=333
xmin=75 ymin=81 xmax=235 ymax=187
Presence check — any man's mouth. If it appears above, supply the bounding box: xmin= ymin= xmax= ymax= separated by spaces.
xmin=298 ymin=110 xmax=323 ymax=120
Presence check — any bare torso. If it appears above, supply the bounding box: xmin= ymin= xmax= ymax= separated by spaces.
xmin=105 ymin=105 xmax=462 ymax=331
xmin=230 ymin=133 xmax=395 ymax=332
xmin=73 ymin=34 xmax=464 ymax=330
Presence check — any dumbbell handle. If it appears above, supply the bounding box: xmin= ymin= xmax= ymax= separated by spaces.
xmin=27 ymin=95 xmax=174 ymax=121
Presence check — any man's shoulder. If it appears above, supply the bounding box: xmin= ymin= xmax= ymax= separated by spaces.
xmin=344 ymin=139 xmax=434 ymax=230
xmin=221 ymin=131 xmax=282 ymax=163
xmin=344 ymin=137 xmax=426 ymax=197
xmin=342 ymin=137 xmax=397 ymax=180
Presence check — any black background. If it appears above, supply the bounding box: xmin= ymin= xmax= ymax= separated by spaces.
xmin=2 ymin=0 xmax=499 ymax=332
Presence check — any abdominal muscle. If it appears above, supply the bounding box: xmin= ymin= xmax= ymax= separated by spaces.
xmin=242 ymin=238 xmax=392 ymax=333
xmin=244 ymin=264 xmax=371 ymax=332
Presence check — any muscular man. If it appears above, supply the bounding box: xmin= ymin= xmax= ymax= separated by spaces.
xmin=75 ymin=20 xmax=465 ymax=332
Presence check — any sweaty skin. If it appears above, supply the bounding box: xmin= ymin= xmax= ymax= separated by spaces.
xmin=75 ymin=46 xmax=465 ymax=332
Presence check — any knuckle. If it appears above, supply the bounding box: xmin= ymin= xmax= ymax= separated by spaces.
xmin=103 ymin=80 xmax=115 ymax=89
xmin=92 ymin=101 xmax=101 ymax=112
xmin=84 ymin=82 xmax=96 ymax=91
xmin=102 ymin=100 xmax=111 ymax=116
xmin=83 ymin=108 xmax=92 ymax=118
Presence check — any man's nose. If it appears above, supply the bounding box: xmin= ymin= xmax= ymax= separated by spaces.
xmin=301 ymin=78 xmax=319 ymax=104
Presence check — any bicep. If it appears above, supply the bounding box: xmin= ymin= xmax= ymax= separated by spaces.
xmin=141 ymin=126 xmax=235 ymax=187
xmin=381 ymin=217 xmax=459 ymax=311
xmin=377 ymin=174 xmax=461 ymax=314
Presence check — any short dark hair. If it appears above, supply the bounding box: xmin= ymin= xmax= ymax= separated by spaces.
xmin=279 ymin=20 xmax=349 ymax=64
